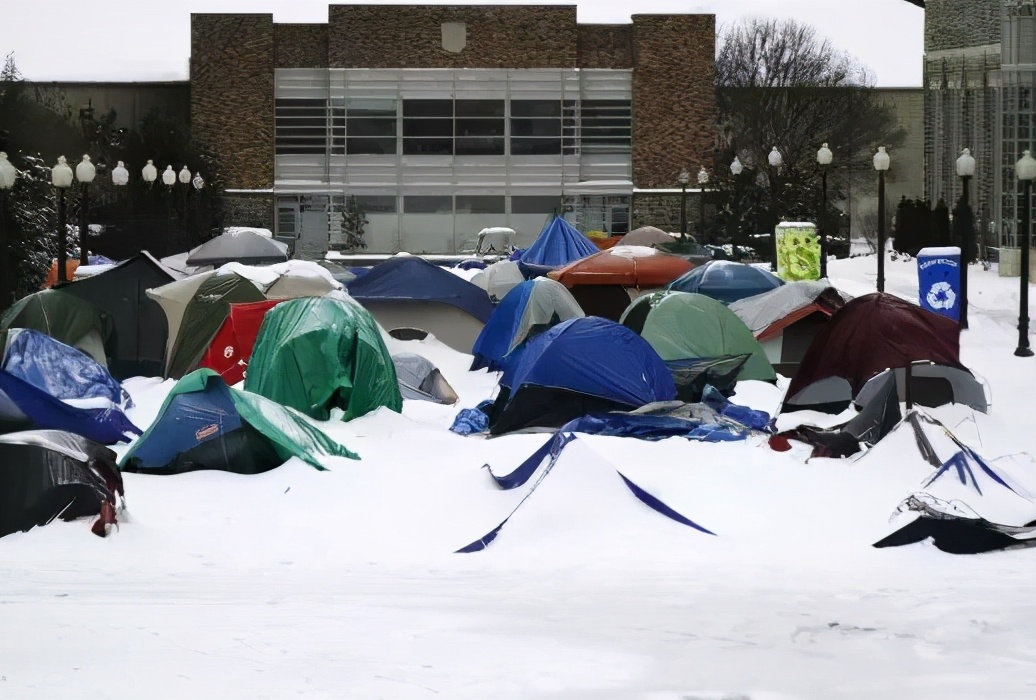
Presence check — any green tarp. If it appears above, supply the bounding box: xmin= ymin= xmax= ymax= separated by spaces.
xmin=621 ymin=291 xmax=777 ymax=382
xmin=244 ymin=296 xmax=403 ymax=421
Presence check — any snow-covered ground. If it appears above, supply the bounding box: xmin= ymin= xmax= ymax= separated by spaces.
xmin=3 ymin=254 xmax=1036 ymax=699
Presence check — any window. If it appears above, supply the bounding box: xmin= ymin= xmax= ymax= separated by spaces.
xmin=579 ymin=100 xmax=632 ymax=153
xmin=456 ymin=100 xmax=505 ymax=155
xmin=331 ymin=99 xmax=398 ymax=155
xmin=511 ymin=100 xmax=562 ymax=155
xmin=275 ymin=99 xmax=327 ymax=155
xmin=511 ymin=195 xmax=561 ymax=214
xmin=403 ymin=100 xmax=454 ymax=155
xmin=404 ymin=195 xmax=453 ymax=214
xmin=456 ymin=195 xmax=505 ymax=214
xmin=354 ymin=195 xmax=398 ymax=214
xmin=277 ymin=205 xmax=298 ymax=237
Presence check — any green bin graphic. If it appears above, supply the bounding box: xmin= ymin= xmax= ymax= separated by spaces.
xmin=775 ymin=223 xmax=821 ymax=281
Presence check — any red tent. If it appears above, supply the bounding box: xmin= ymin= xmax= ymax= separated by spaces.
xmin=199 ymin=299 xmax=285 ymax=385
xmin=785 ymin=293 xmax=966 ymax=402
xmin=548 ymin=246 xmax=694 ymax=288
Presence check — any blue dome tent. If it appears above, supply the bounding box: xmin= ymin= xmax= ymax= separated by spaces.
xmin=517 ymin=215 xmax=598 ymax=278
xmin=488 ymin=317 xmax=676 ymax=434
xmin=669 ymin=260 xmax=784 ymax=304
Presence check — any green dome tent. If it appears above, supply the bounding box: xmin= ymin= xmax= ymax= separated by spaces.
xmin=0 ymin=289 xmax=114 ymax=368
xmin=244 ymin=296 xmax=402 ymax=421
xmin=620 ymin=291 xmax=777 ymax=382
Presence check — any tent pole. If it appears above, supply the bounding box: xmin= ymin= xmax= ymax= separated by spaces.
xmin=904 ymin=363 xmax=913 ymax=411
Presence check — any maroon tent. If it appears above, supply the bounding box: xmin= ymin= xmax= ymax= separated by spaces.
xmin=784 ymin=293 xmax=966 ymax=411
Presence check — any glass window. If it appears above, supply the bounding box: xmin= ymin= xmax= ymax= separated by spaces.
xmin=404 ymin=195 xmax=453 ymax=214
xmin=347 ymin=138 xmax=397 ymax=155
xmin=456 ymin=137 xmax=504 ymax=156
xmin=456 ymin=195 xmax=505 ymax=214
xmin=403 ymin=138 xmax=454 ymax=155
xmin=511 ymin=195 xmax=561 ymax=214
xmin=580 ymin=99 xmax=632 ymax=153
xmin=275 ymin=98 xmax=327 ymax=155
xmin=354 ymin=195 xmax=398 ymax=213
xmin=511 ymin=100 xmax=563 ymax=155
xmin=511 ymin=100 xmax=561 ymax=118
xmin=457 ymin=100 xmax=505 ymax=118
xmin=277 ymin=205 xmax=297 ymax=236
xmin=403 ymin=99 xmax=453 ymax=118
xmin=511 ymin=138 xmax=562 ymax=155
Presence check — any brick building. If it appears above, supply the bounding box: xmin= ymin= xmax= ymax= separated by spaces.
xmin=190 ymin=5 xmax=716 ymax=255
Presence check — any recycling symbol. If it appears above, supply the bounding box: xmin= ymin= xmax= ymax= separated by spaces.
xmin=926 ymin=281 xmax=957 ymax=310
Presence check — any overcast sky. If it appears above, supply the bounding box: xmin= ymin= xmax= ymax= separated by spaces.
xmin=1 ymin=0 xmax=923 ymax=86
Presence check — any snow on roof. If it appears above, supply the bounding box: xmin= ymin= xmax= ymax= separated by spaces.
xmin=222 ymin=226 xmax=274 ymax=238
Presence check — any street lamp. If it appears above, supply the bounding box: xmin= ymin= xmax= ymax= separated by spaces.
xmin=111 ymin=160 xmax=129 ymax=187
xmin=51 ymin=156 xmax=74 ymax=283
xmin=956 ymin=147 xmax=976 ymax=329
xmin=162 ymin=165 xmax=176 ymax=188
xmin=817 ymin=142 xmax=833 ymax=279
xmin=0 ymin=151 xmax=17 ymax=306
xmin=768 ymin=147 xmax=783 ymax=270
xmin=1014 ymin=149 xmax=1036 ymax=357
xmin=697 ymin=166 xmax=709 ymax=244
xmin=873 ymin=146 xmax=891 ymax=292
xmin=730 ymin=156 xmax=744 ymax=261
xmin=192 ymin=173 xmax=205 ymax=191
xmin=678 ymin=168 xmax=691 ymax=240
xmin=141 ymin=159 xmax=157 ymax=187
xmin=178 ymin=166 xmax=191 ymax=185
xmin=75 ymin=154 xmax=96 ymax=266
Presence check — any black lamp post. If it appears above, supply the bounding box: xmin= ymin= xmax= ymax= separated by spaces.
xmin=767 ymin=146 xmax=783 ymax=271
xmin=697 ymin=166 xmax=709 ymax=244
xmin=0 ymin=152 xmax=17 ymax=306
xmin=1015 ymin=149 xmax=1036 ymax=357
xmin=817 ymin=143 xmax=833 ymax=279
xmin=730 ymin=156 xmax=744 ymax=261
xmin=873 ymin=146 xmax=890 ymax=292
xmin=75 ymin=154 xmax=96 ymax=266
xmin=678 ymin=168 xmax=690 ymax=240
xmin=51 ymin=156 xmax=74 ymax=284
xmin=955 ymin=147 xmax=976 ymax=329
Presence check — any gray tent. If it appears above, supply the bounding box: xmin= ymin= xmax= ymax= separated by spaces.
xmin=855 ymin=363 xmax=988 ymax=413
xmin=617 ymin=226 xmax=674 ymax=248
xmin=186 ymin=230 xmax=289 ymax=267
xmin=392 ymin=353 xmax=459 ymax=405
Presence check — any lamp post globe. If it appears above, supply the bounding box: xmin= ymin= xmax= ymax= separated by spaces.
xmin=75 ymin=155 xmax=96 ymax=266
xmin=192 ymin=174 xmax=205 ymax=190
xmin=179 ymin=166 xmax=191 ymax=185
xmin=678 ymin=168 xmax=691 ymax=240
xmin=730 ymin=156 xmax=743 ymax=177
xmin=817 ymin=143 xmax=833 ymax=279
xmin=51 ymin=156 xmax=74 ymax=283
xmin=162 ymin=165 xmax=176 ymax=188
xmin=873 ymin=146 xmax=891 ymax=292
xmin=767 ymin=147 xmax=783 ymax=270
xmin=955 ymin=147 xmax=977 ymax=329
xmin=51 ymin=156 xmax=73 ymax=189
xmin=111 ymin=160 xmax=129 ymax=187
xmin=1014 ymin=150 xmax=1036 ymax=357
xmin=768 ymin=146 xmax=783 ymax=169
xmin=142 ymin=159 xmax=157 ymax=186
xmin=0 ymin=152 xmax=17 ymax=190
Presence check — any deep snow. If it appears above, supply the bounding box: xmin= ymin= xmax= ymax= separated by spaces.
xmin=3 ymin=253 xmax=1036 ymax=699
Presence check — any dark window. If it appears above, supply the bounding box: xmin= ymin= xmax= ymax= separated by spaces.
xmin=354 ymin=195 xmax=398 ymax=213
xmin=456 ymin=100 xmax=505 ymax=118
xmin=511 ymin=195 xmax=561 ymax=215
xmin=456 ymin=195 xmax=505 ymax=214
xmin=403 ymin=100 xmax=455 ymax=155
xmin=403 ymin=138 xmax=454 ymax=155
xmin=511 ymin=100 xmax=561 ymax=118
xmin=404 ymin=195 xmax=453 ymax=214
xmin=580 ymin=99 xmax=632 ymax=153
xmin=511 ymin=100 xmax=562 ymax=156
xmin=456 ymin=113 xmax=504 ymax=156
xmin=275 ymin=98 xmax=327 ymax=155
xmin=511 ymin=138 xmax=562 ymax=155
xmin=347 ymin=138 xmax=397 ymax=155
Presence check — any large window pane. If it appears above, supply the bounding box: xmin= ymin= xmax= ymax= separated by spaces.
xmin=457 ymin=118 xmax=504 ymax=137
xmin=456 ymin=195 xmax=505 ymax=214
xmin=580 ymin=99 xmax=632 ymax=153
xmin=354 ymin=195 xmax=398 ymax=213
xmin=404 ymin=195 xmax=453 ymax=213
xmin=403 ymin=138 xmax=453 ymax=155
xmin=511 ymin=195 xmax=561 ymax=214
xmin=511 ymin=138 xmax=562 ymax=155
xmin=275 ymin=98 xmax=327 ymax=155
xmin=348 ymin=118 xmax=397 ymax=137
xmin=511 ymin=100 xmax=561 ymax=118
xmin=403 ymin=99 xmax=453 ymax=118
xmin=348 ymin=99 xmax=397 ymax=118
xmin=347 ymin=137 xmax=397 ymax=155
xmin=511 ymin=119 xmax=562 ymax=137
xmin=403 ymin=118 xmax=453 ymax=137
xmin=456 ymin=137 xmax=504 ymax=156
xmin=457 ymin=100 xmax=505 ymax=117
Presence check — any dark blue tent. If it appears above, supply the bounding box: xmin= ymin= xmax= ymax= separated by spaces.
xmin=518 ymin=216 xmax=598 ymax=277
xmin=347 ymin=256 xmax=494 ymax=323
xmin=669 ymin=260 xmax=784 ymax=304
xmin=470 ymin=278 xmax=584 ymax=371
xmin=0 ymin=329 xmax=139 ymax=444
xmin=488 ymin=317 xmax=676 ymax=434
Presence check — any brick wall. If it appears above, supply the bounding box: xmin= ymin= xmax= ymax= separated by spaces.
xmin=577 ymin=25 xmax=633 ymax=69
xmin=222 ymin=193 xmax=274 ymax=229
xmin=275 ymin=24 xmax=329 ymax=68
xmin=190 ymin=14 xmax=275 ymax=190
xmin=631 ymin=14 xmax=716 ymax=188
xmin=925 ymin=0 xmax=1000 ymax=51
xmin=328 ymin=5 xmax=579 ymax=68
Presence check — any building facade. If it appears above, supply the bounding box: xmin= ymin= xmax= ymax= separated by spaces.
xmin=190 ymin=6 xmax=715 ymax=255
xmin=924 ymin=0 xmax=1036 ymax=268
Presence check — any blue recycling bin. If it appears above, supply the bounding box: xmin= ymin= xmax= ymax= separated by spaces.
xmin=917 ymin=246 xmax=961 ymax=322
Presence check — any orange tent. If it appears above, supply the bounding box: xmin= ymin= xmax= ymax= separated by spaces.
xmin=548 ymin=245 xmax=694 ymax=288
xmin=43 ymin=259 xmax=80 ymax=288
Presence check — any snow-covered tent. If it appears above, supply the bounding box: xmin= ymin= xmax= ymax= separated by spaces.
xmin=186 ymin=229 xmax=289 ymax=268
xmin=0 ymin=289 xmax=113 ymax=368
xmin=483 ymin=260 xmax=525 ymax=302
xmin=393 ymin=353 xmax=459 ymax=404
xmin=517 ymin=215 xmax=598 ymax=277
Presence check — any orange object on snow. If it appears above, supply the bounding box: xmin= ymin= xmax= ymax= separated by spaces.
xmin=548 ymin=245 xmax=694 ymax=289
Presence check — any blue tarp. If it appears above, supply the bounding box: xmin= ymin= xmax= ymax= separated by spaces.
xmin=518 ymin=216 xmax=597 ymax=269
xmin=470 ymin=280 xmax=535 ymax=371
xmin=0 ymin=329 xmax=138 ymax=444
xmin=498 ymin=317 xmax=676 ymax=408
xmin=347 ymin=256 xmax=494 ymax=323
xmin=669 ymin=260 xmax=784 ymax=304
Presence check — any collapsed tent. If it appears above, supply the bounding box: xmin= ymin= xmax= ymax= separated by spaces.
xmin=517 ymin=215 xmax=598 ymax=277
xmin=855 ymin=363 xmax=988 ymax=413
xmin=0 ymin=430 xmax=123 ymax=539
xmin=470 ymin=278 xmax=584 ymax=371
xmin=0 ymin=329 xmax=139 ymax=444
xmin=263 ymin=260 xmax=342 ymax=299
xmin=875 ymin=437 xmax=1036 ymax=554
xmin=121 ymin=369 xmax=358 ymax=475
xmin=347 ymin=256 xmax=494 ymax=353
xmin=483 ymin=260 xmax=525 ymax=302
xmin=0 ymin=289 xmax=113 ymax=368
xmin=669 ymin=260 xmax=784 ymax=304
xmin=488 ymin=317 xmax=677 ymax=435
xmin=783 ymin=293 xmax=969 ymax=414
xmin=185 ymin=229 xmax=290 ymax=268
xmin=198 ymin=299 xmax=285 ymax=386
xmin=245 ymin=296 xmax=402 ymax=421
xmin=393 ymin=353 xmax=459 ymax=404
xmin=620 ymin=291 xmax=777 ymax=382
xmin=60 ymin=252 xmax=181 ymax=378
xmin=157 ymin=273 xmax=267 ymax=379
xmin=728 ymin=281 xmax=848 ymax=375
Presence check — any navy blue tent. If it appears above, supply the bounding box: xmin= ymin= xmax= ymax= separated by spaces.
xmin=347 ymin=256 xmax=494 ymax=323
xmin=0 ymin=329 xmax=139 ymax=445
xmin=669 ymin=260 xmax=784 ymax=304
xmin=488 ymin=316 xmax=676 ymax=434
xmin=518 ymin=216 xmax=598 ymax=277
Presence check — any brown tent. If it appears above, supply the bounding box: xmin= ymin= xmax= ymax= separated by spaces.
xmin=783 ymin=293 xmax=967 ymax=412
xmin=548 ymin=246 xmax=693 ymax=288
